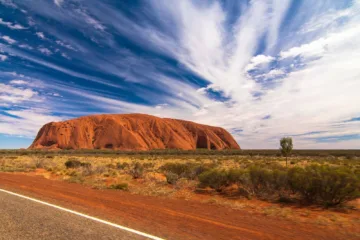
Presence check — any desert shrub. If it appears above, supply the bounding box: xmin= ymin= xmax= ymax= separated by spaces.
xmin=288 ymin=165 xmax=360 ymax=206
xmin=143 ymin=162 xmax=155 ymax=169
xmin=92 ymin=166 xmax=106 ymax=175
xmin=106 ymin=163 xmax=116 ymax=169
xmin=67 ymin=175 xmax=85 ymax=184
xmin=30 ymin=157 xmax=47 ymax=169
xmin=109 ymin=183 xmax=128 ymax=191
xmin=80 ymin=162 xmax=92 ymax=168
xmin=65 ymin=159 xmax=82 ymax=169
xmin=345 ymin=155 xmax=356 ymax=160
xmin=248 ymin=166 xmax=274 ymax=195
xmin=35 ymin=159 xmax=45 ymax=168
xmin=271 ymin=169 xmax=288 ymax=191
xmin=192 ymin=164 xmax=213 ymax=177
xmin=287 ymin=167 xmax=319 ymax=203
xmin=199 ymin=166 xmax=289 ymax=198
xmin=228 ymin=169 xmax=249 ymax=185
xmin=161 ymin=162 xmax=192 ymax=176
xmin=165 ymin=172 xmax=179 ymax=185
xmin=316 ymin=166 xmax=360 ymax=206
xmin=246 ymin=166 xmax=288 ymax=199
xmin=130 ymin=162 xmax=144 ymax=179
xmin=80 ymin=166 xmax=93 ymax=176
xmin=116 ymin=162 xmax=129 ymax=170
xmin=198 ymin=169 xmax=228 ymax=191
xmin=67 ymin=170 xmax=78 ymax=177
xmin=161 ymin=162 xmax=213 ymax=180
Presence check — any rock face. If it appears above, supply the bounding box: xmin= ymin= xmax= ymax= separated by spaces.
xmin=29 ymin=114 xmax=240 ymax=150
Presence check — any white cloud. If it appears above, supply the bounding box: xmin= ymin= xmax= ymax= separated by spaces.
xmin=74 ymin=8 xmax=105 ymax=31
xmin=0 ymin=54 xmax=7 ymax=61
xmin=257 ymin=69 xmax=286 ymax=79
xmin=245 ymin=55 xmax=275 ymax=71
xmin=61 ymin=52 xmax=70 ymax=59
xmin=280 ymin=21 xmax=360 ymax=59
xmin=54 ymin=0 xmax=64 ymax=7
xmin=6 ymin=72 xmax=24 ymax=78
xmin=18 ymin=44 xmax=33 ymax=50
xmin=36 ymin=32 xmax=46 ymax=40
xmin=155 ymin=103 xmax=168 ymax=109
xmin=10 ymin=80 xmax=28 ymax=85
xmin=27 ymin=17 xmax=35 ymax=26
xmin=267 ymin=0 xmax=292 ymax=50
xmin=299 ymin=1 xmax=360 ymax=34
xmin=0 ymin=18 xmax=26 ymax=30
xmin=0 ymin=109 xmax=63 ymax=137
xmin=38 ymin=47 xmax=52 ymax=56
xmin=0 ymin=0 xmax=17 ymax=9
xmin=1 ymin=35 xmax=16 ymax=44
xmin=0 ymin=83 xmax=38 ymax=103
xmin=55 ymin=40 xmax=76 ymax=51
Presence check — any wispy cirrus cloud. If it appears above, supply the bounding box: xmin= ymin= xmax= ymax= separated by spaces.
xmin=38 ymin=47 xmax=52 ymax=55
xmin=54 ymin=0 xmax=63 ymax=7
xmin=35 ymin=32 xmax=46 ymax=40
xmin=0 ymin=0 xmax=17 ymax=9
xmin=1 ymin=35 xmax=16 ymax=44
xmin=10 ymin=80 xmax=28 ymax=85
xmin=0 ymin=54 xmax=7 ymax=61
xmin=18 ymin=44 xmax=33 ymax=50
xmin=0 ymin=109 xmax=63 ymax=136
xmin=0 ymin=18 xmax=26 ymax=30
xmin=0 ymin=83 xmax=38 ymax=103
xmin=245 ymin=55 xmax=276 ymax=71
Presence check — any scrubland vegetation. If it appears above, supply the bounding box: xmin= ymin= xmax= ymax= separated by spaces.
xmin=1 ymin=149 xmax=359 ymax=226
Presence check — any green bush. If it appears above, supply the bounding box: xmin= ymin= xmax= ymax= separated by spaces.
xmin=116 ymin=162 xmax=129 ymax=170
xmin=165 ymin=172 xmax=179 ymax=185
xmin=143 ymin=162 xmax=155 ymax=169
xmin=228 ymin=169 xmax=249 ymax=185
xmin=161 ymin=162 xmax=192 ymax=177
xmin=289 ymin=165 xmax=360 ymax=206
xmin=248 ymin=166 xmax=274 ymax=195
xmin=198 ymin=164 xmax=359 ymax=206
xmin=271 ymin=169 xmax=288 ymax=192
xmin=161 ymin=162 xmax=213 ymax=180
xmin=80 ymin=162 xmax=92 ymax=168
xmin=192 ymin=164 xmax=213 ymax=177
xmin=317 ymin=166 xmax=360 ymax=206
xmin=198 ymin=169 xmax=228 ymax=191
xmin=109 ymin=183 xmax=128 ymax=191
xmin=288 ymin=167 xmax=319 ymax=203
xmin=65 ymin=159 xmax=82 ymax=168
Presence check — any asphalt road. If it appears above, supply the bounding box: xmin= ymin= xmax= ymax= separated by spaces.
xmin=0 ymin=191 xmax=151 ymax=240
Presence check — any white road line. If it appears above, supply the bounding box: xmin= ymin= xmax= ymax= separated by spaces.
xmin=0 ymin=188 xmax=164 ymax=240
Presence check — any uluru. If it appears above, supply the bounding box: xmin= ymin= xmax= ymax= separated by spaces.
xmin=29 ymin=113 xmax=240 ymax=150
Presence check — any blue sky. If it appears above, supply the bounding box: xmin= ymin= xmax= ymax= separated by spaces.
xmin=0 ymin=0 xmax=359 ymax=149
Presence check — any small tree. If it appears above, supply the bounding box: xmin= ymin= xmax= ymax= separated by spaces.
xmin=280 ymin=137 xmax=293 ymax=167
